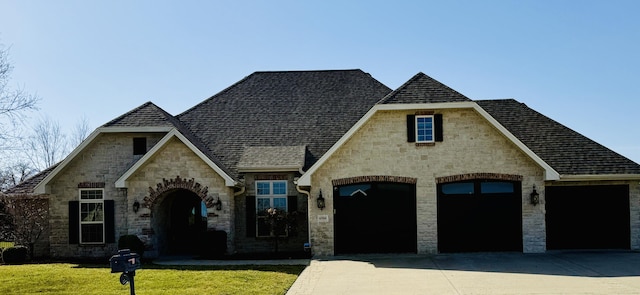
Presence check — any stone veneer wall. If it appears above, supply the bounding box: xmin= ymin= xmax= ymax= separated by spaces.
xmin=233 ymin=173 xmax=309 ymax=254
xmin=309 ymin=108 xmax=546 ymax=255
xmin=48 ymin=132 xmax=165 ymax=258
xmin=125 ymin=137 xmax=234 ymax=258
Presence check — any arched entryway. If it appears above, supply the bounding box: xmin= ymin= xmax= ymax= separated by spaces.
xmin=153 ymin=189 xmax=208 ymax=255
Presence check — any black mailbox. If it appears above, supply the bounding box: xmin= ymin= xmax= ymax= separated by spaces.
xmin=110 ymin=249 xmax=141 ymax=273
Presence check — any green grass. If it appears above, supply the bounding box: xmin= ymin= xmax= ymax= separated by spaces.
xmin=0 ymin=263 xmax=305 ymax=295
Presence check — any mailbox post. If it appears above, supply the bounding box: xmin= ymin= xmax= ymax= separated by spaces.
xmin=110 ymin=249 xmax=141 ymax=295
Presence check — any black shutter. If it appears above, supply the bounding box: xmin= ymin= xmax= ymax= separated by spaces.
xmin=407 ymin=115 xmax=416 ymax=142
xmin=288 ymin=196 xmax=299 ymax=237
xmin=69 ymin=201 xmax=79 ymax=244
xmin=104 ymin=200 xmax=115 ymax=243
xmin=246 ymin=196 xmax=256 ymax=237
xmin=434 ymin=114 xmax=443 ymax=142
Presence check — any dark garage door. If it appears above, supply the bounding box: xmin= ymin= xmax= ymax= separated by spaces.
xmin=334 ymin=182 xmax=417 ymax=254
xmin=546 ymin=185 xmax=630 ymax=250
xmin=437 ymin=180 xmax=523 ymax=253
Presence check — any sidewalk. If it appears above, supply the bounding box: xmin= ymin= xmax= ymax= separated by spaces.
xmin=153 ymin=256 xmax=310 ymax=266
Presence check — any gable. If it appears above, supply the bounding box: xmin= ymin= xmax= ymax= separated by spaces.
xmin=297 ymin=102 xmax=560 ymax=186
xmin=115 ymin=129 xmax=237 ymax=187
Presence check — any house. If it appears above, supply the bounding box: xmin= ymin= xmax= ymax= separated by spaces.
xmin=6 ymin=69 xmax=640 ymax=258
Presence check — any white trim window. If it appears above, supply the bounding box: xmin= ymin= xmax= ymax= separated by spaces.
xmin=255 ymin=180 xmax=288 ymax=237
xmin=79 ymin=189 xmax=105 ymax=244
xmin=415 ymin=115 xmax=434 ymax=143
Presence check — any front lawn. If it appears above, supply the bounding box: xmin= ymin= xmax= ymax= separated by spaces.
xmin=0 ymin=263 xmax=305 ymax=295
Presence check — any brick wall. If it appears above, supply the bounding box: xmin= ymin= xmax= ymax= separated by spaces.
xmin=309 ymin=108 xmax=546 ymax=255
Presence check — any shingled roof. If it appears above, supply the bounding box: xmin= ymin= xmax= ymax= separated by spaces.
xmin=103 ymin=101 xmax=182 ymax=128
xmin=477 ymin=99 xmax=640 ymax=175
xmin=378 ymin=72 xmax=471 ymax=104
xmin=177 ymin=70 xmax=391 ymax=176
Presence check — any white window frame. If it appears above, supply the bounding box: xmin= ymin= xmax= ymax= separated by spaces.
xmin=255 ymin=180 xmax=288 ymax=237
xmin=415 ymin=115 xmax=435 ymax=143
xmin=79 ymin=188 xmax=105 ymax=244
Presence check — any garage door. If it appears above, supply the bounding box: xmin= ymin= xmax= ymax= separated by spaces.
xmin=546 ymin=185 xmax=630 ymax=250
xmin=334 ymin=182 xmax=417 ymax=254
xmin=437 ymin=180 xmax=523 ymax=253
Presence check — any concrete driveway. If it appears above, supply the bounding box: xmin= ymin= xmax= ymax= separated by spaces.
xmin=286 ymin=251 xmax=640 ymax=294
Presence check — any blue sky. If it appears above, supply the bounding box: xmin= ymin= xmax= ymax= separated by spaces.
xmin=1 ymin=0 xmax=639 ymax=163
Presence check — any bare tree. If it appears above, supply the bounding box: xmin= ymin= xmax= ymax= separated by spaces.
xmin=0 ymin=43 xmax=39 ymax=147
xmin=26 ymin=116 xmax=68 ymax=171
xmin=0 ymin=161 xmax=36 ymax=192
xmin=70 ymin=115 xmax=91 ymax=149
xmin=0 ymin=198 xmax=15 ymax=241
xmin=0 ymin=195 xmax=48 ymax=259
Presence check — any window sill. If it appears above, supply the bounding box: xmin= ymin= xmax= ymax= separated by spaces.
xmin=415 ymin=142 xmax=435 ymax=147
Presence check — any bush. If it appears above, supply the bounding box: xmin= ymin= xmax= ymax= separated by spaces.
xmin=118 ymin=235 xmax=145 ymax=258
xmin=2 ymin=246 xmax=28 ymax=264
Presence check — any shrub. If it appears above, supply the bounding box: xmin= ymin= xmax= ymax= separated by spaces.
xmin=2 ymin=246 xmax=28 ymax=264
xmin=118 ymin=235 xmax=145 ymax=258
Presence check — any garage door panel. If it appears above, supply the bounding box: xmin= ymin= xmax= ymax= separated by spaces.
xmin=437 ymin=180 xmax=522 ymax=253
xmin=334 ymin=182 xmax=417 ymax=254
xmin=546 ymin=185 xmax=630 ymax=250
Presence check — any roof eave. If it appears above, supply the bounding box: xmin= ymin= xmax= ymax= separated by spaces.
xmin=237 ymin=166 xmax=304 ymax=173
xmin=556 ymin=174 xmax=640 ymax=182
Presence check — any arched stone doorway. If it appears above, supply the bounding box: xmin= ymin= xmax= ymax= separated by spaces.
xmin=153 ymin=189 xmax=208 ymax=255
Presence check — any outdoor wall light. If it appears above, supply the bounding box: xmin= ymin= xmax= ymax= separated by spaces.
xmin=132 ymin=200 xmax=140 ymax=213
xmin=214 ymin=197 xmax=222 ymax=211
xmin=317 ymin=190 xmax=325 ymax=210
xmin=530 ymin=185 xmax=540 ymax=206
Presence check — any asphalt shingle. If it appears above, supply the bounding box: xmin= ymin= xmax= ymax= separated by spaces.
xmin=477 ymin=99 xmax=640 ymax=175
xmin=177 ymin=70 xmax=391 ymax=177
xmin=379 ymin=72 xmax=471 ymax=104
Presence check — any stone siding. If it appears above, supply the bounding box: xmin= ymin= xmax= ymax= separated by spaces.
xmin=48 ymin=132 xmax=165 ymax=258
xmin=125 ymin=137 xmax=234 ymax=257
xmin=309 ymin=108 xmax=546 ymax=255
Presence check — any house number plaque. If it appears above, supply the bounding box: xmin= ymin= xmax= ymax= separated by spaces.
xmin=317 ymin=215 xmax=329 ymax=223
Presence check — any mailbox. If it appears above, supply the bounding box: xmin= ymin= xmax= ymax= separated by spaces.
xmin=110 ymin=249 xmax=141 ymax=273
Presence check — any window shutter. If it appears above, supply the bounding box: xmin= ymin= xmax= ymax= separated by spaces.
xmin=68 ymin=201 xmax=79 ymax=244
xmin=104 ymin=200 xmax=115 ymax=243
xmin=407 ymin=115 xmax=416 ymax=142
xmin=288 ymin=196 xmax=298 ymax=237
xmin=246 ymin=196 xmax=256 ymax=237
xmin=434 ymin=114 xmax=443 ymax=142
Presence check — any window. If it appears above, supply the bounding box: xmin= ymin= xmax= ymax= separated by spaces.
xmin=79 ymin=189 xmax=105 ymax=244
xmin=416 ymin=115 xmax=434 ymax=143
xmin=133 ymin=137 xmax=147 ymax=155
xmin=407 ymin=114 xmax=443 ymax=143
xmin=255 ymin=180 xmax=288 ymax=237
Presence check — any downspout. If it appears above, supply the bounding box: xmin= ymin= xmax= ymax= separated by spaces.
xmin=233 ymin=185 xmax=246 ymax=196
xmin=294 ymin=178 xmax=313 ymax=253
